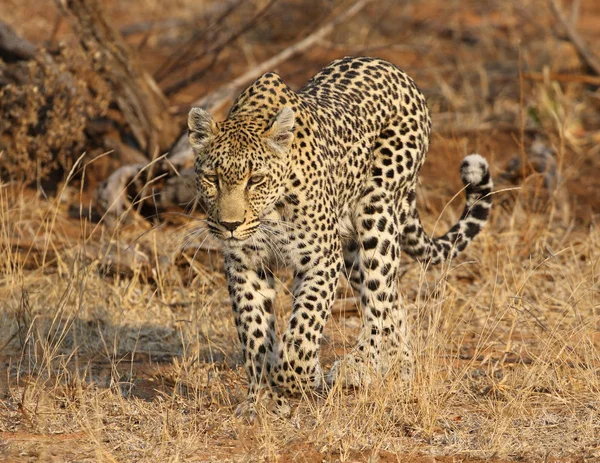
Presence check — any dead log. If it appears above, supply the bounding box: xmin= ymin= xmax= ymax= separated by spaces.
xmin=0 ymin=20 xmax=37 ymax=62
xmin=3 ymin=235 xmax=151 ymax=278
xmin=93 ymin=157 xmax=199 ymax=226
xmin=2 ymin=6 xmax=177 ymax=190
xmin=93 ymin=131 xmax=200 ymax=224
xmin=55 ymin=0 xmax=179 ymax=156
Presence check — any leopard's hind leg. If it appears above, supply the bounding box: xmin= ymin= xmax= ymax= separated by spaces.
xmin=328 ymin=187 xmax=413 ymax=387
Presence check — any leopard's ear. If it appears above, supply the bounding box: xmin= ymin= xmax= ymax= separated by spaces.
xmin=264 ymin=106 xmax=295 ymax=154
xmin=188 ymin=107 xmax=217 ymax=150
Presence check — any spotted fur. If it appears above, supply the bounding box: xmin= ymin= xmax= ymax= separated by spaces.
xmin=188 ymin=57 xmax=493 ymax=415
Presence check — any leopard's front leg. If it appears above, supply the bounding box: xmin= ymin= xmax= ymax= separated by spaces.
xmin=223 ymin=250 xmax=289 ymax=416
xmin=272 ymin=237 xmax=343 ymax=395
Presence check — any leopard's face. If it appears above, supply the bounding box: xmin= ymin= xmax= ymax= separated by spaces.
xmin=188 ymin=107 xmax=295 ymax=243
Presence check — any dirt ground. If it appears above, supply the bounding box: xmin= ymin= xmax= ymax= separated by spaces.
xmin=1 ymin=0 xmax=600 ymax=462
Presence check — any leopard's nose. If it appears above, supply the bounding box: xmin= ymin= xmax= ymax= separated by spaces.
xmin=220 ymin=220 xmax=243 ymax=232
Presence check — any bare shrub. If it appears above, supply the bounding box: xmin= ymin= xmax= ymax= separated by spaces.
xmin=0 ymin=46 xmax=110 ymax=184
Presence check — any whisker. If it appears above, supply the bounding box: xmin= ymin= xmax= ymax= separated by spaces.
xmin=261 ymin=219 xmax=297 ymax=230
xmin=259 ymin=223 xmax=290 ymax=238
xmin=176 ymin=228 xmax=209 ymax=262
xmin=254 ymin=229 xmax=278 ymax=267
xmin=187 ymin=232 xmax=213 ymax=280
xmin=256 ymin=231 xmax=295 ymax=301
xmin=180 ymin=228 xmax=208 ymax=251
xmin=257 ymin=228 xmax=287 ymax=268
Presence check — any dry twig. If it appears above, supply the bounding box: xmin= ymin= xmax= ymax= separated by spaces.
xmin=548 ymin=0 xmax=600 ymax=76
xmin=162 ymin=0 xmax=274 ymax=96
xmin=154 ymin=0 xmax=249 ymax=86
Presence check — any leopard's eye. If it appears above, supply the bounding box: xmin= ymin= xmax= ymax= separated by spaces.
xmin=247 ymin=174 xmax=266 ymax=188
xmin=203 ymin=174 xmax=219 ymax=187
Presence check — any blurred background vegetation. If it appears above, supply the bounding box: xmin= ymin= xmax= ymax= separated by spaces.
xmin=1 ymin=0 xmax=599 ymax=224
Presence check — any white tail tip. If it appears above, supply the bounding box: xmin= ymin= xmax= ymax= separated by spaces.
xmin=460 ymin=154 xmax=489 ymax=185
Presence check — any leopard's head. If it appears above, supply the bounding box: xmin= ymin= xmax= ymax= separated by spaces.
xmin=188 ymin=106 xmax=294 ymax=242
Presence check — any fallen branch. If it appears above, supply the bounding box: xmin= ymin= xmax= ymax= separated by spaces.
xmin=4 ymin=235 xmax=151 ymax=278
xmin=523 ymin=71 xmax=600 ymax=86
xmin=548 ymin=0 xmax=600 ymax=76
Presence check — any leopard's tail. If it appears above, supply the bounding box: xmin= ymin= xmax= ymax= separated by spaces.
xmin=402 ymin=154 xmax=493 ymax=265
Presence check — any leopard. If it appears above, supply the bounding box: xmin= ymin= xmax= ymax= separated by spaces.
xmin=187 ymin=56 xmax=493 ymax=416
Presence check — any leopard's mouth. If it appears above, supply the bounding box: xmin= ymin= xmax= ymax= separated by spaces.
xmin=207 ymin=222 xmax=259 ymax=243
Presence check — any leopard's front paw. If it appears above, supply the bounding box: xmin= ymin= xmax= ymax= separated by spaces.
xmin=326 ymin=354 xmax=376 ymax=388
xmin=235 ymin=389 xmax=291 ymax=420
xmin=271 ymin=361 xmax=325 ymax=395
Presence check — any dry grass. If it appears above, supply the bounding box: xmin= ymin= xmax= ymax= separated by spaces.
xmin=1 ymin=143 xmax=599 ymax=462
xmin=2 ymin=0 xmax=600 ymax=462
